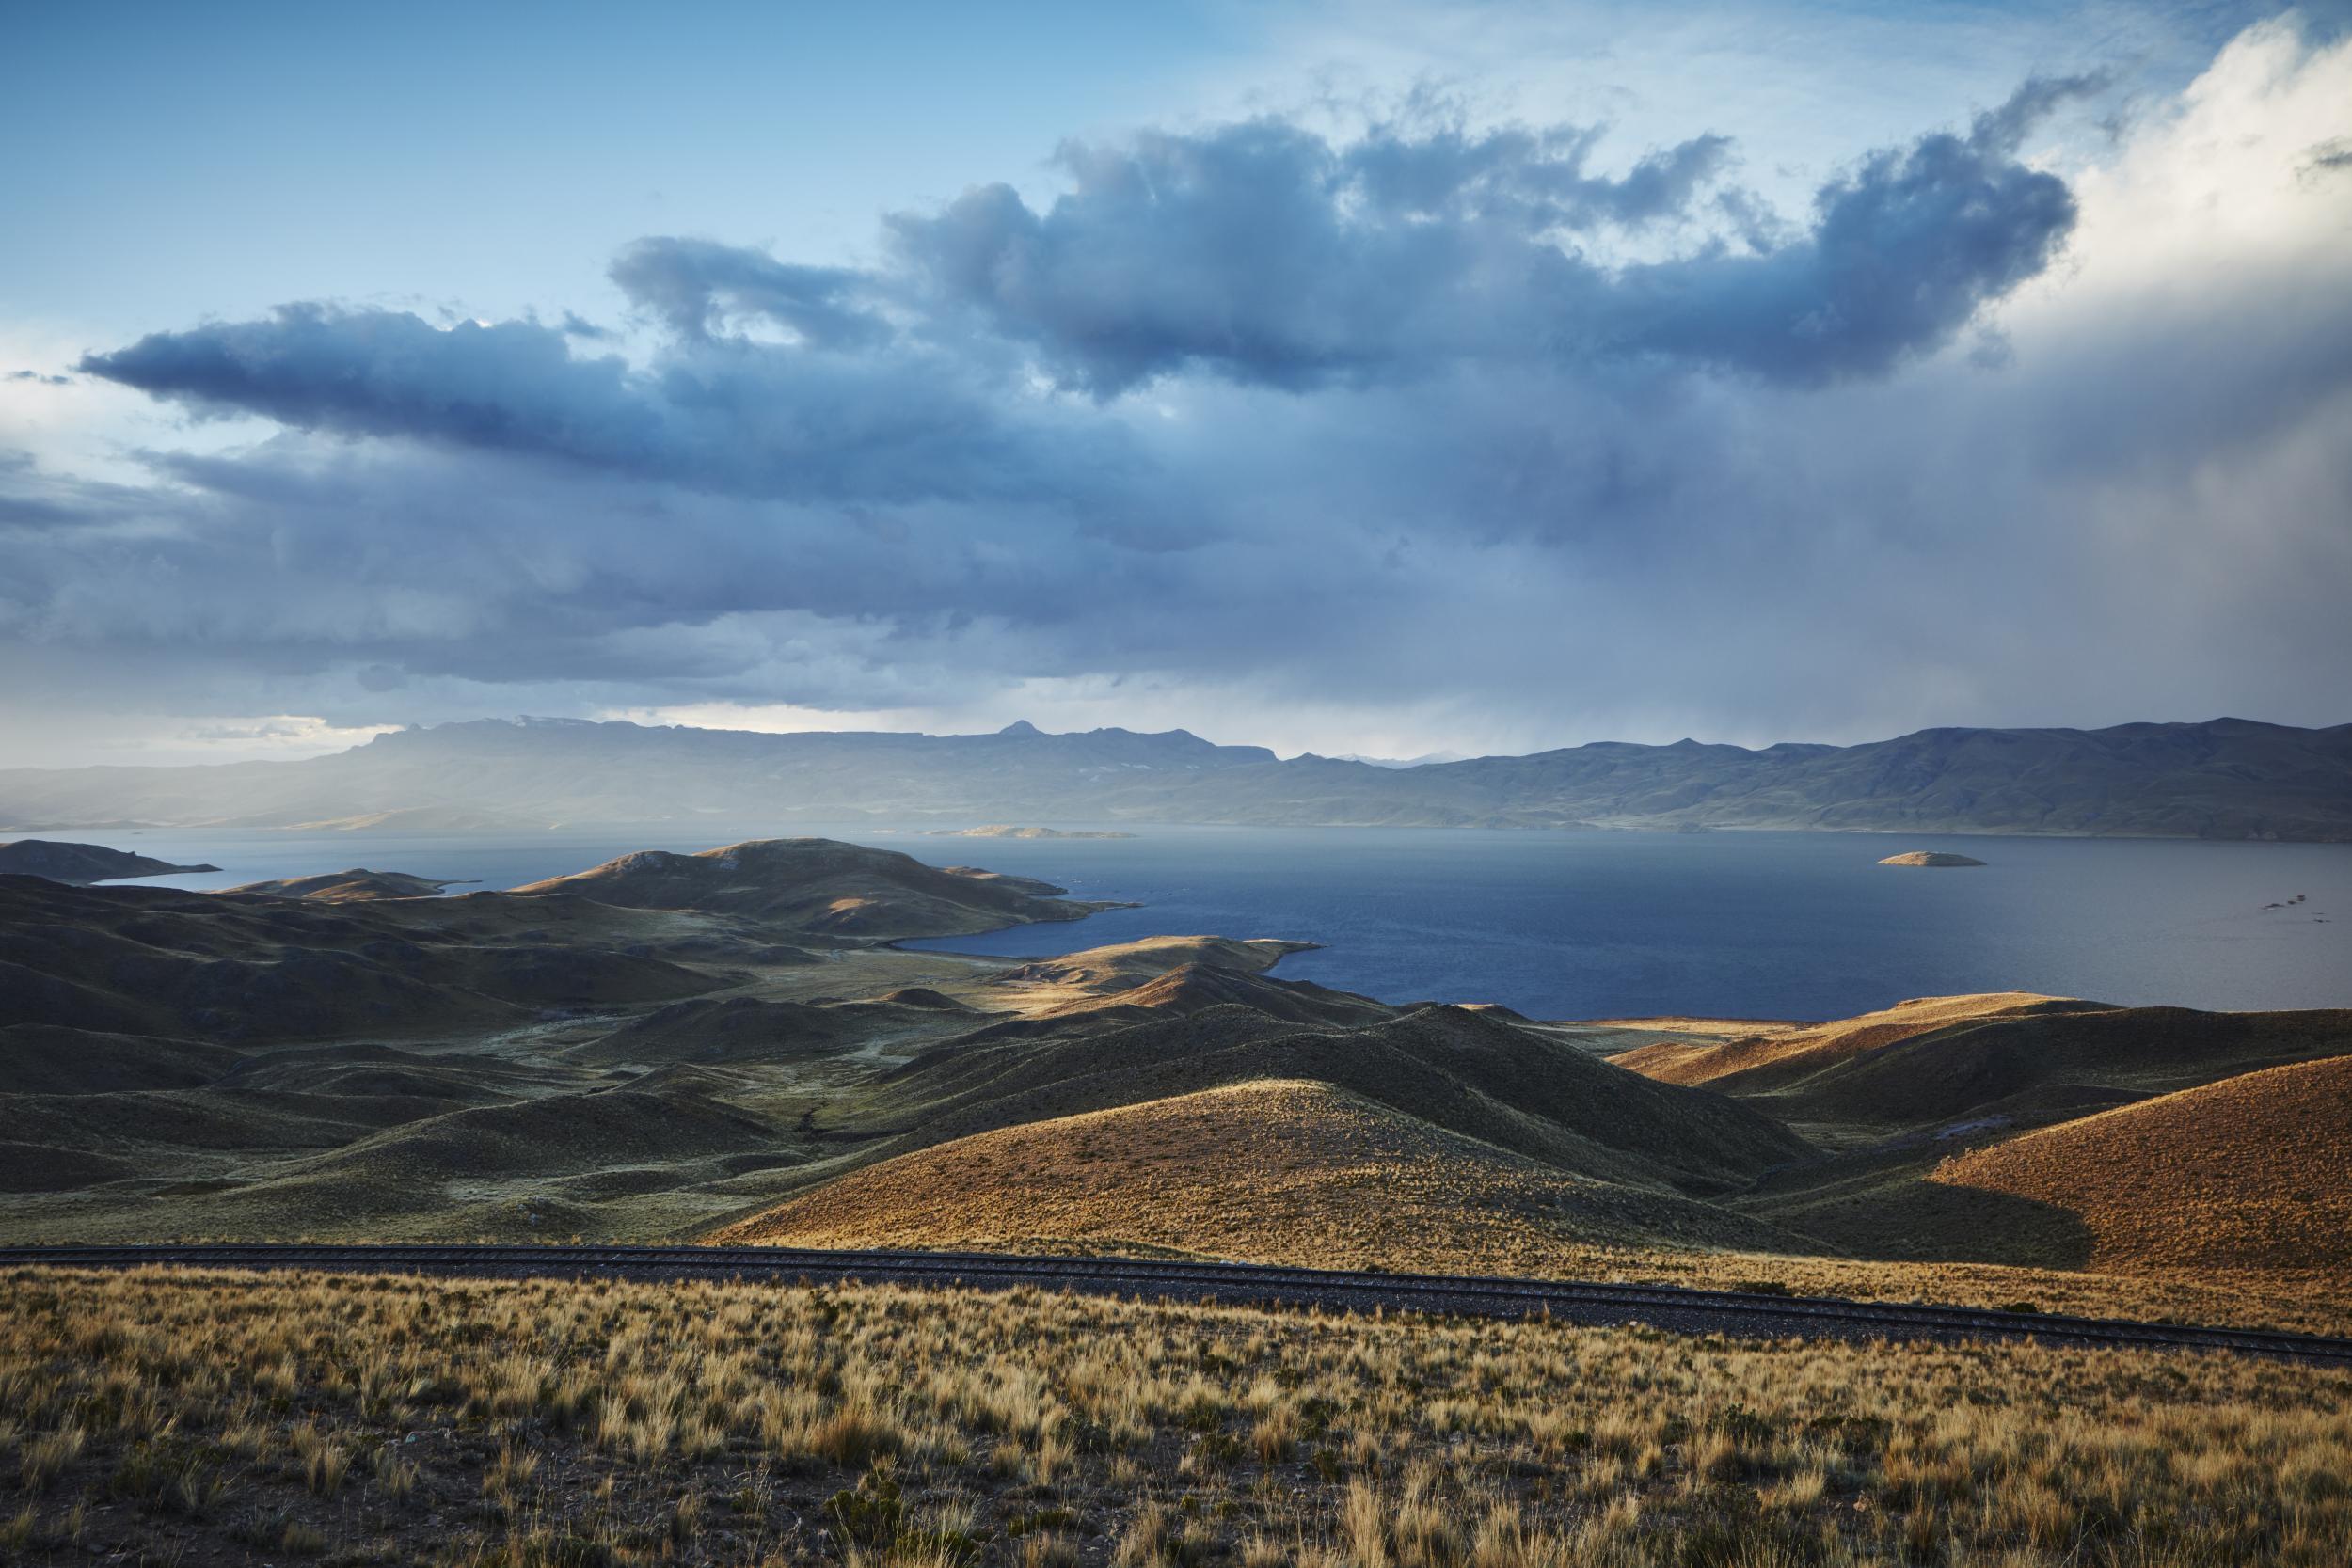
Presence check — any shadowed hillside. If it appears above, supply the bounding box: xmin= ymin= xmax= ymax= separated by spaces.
xmin=510 ymin=837 xmax=1122 ymax=936
xmin=0 ymin=876 xmax=723 ymax=1043
xmin=747 ymin=1002 xmax=1818 ymax=1222
xmin=564 ymin=990 xmax=980 ymax=1069
xmin=0 ymin=839 xmax=217 ymax=883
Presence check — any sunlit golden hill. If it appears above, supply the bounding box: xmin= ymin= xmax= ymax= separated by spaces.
xmin=1611 ymin=992 xmax=2083 ymax=1089
xmin=713 ymin=1077 xmax=1813 ymax=1262
xmin=1616 ymin=991 xmax=2352 ymax=1140
xmin=1930 ymin=1054 xmax=2352 ymax=1280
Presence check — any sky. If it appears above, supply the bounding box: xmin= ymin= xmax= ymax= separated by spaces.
xmin=3 ymin=1 xmax=2348 ymax=767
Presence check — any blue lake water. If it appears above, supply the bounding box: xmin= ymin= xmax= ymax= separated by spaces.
xmin=68 ymin=823 xmax=2352 ymax=1021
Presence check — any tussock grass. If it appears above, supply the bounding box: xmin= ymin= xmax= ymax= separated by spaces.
xmin=0 ymin=1267 xmax=2346 ymax=1565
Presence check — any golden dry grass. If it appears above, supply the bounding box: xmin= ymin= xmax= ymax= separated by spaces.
xmin=713 ymin=1079 xmax=1803 ymax=1259
xmin=1611 ymin=993 xmax=2071 ymax=1088
xmin=2 ymin=1267 xmax=2347 ymax=1567
xmin=980 ymin=939 xmax=1317 ymax=1015
xmin=1933 ymin=1054 xmax=2352 ymax=1282
xmin=709 ymin=1077 xmax=2352 ymax=1338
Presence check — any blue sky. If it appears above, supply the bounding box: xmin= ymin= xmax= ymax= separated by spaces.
xmin=3 ymin=1 xmax=2348 ymax=764
xmin=3 ymin=1 xmax=2292 ymax=332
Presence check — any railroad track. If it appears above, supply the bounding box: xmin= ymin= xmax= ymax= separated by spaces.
xmin=4 ymin=1243 xmax=2345 ymax=1366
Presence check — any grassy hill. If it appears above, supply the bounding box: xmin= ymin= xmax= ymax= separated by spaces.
xmin=716 ymin=1077 xmax=1812 ymax=1262
xmin=6 ymin=829 xmax=2349 ymax=1336
xmin=563 ymin=990 xmax=979 ymax=1069
xmin=0 ymin=875 xmax=726 ymax=1043
xmin=828 ymin=1003 xmax=1816 ymax=1200
xmin=1931 ymin=1055 xmax=2352 ymax=1279
xmin=1618 ymin=992 xmax=2352 ymax=1140
xmin=1612 ymin=992 xmax=2088 ymax=1090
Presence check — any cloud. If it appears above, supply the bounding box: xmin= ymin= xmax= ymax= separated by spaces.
xmin=12 ymin=20 xmax=2351 ymax=759
xmin=79 ymin=302 xmax=1129 ymax=507
xmin=887 ymin=95 xmax=2079 ymax=393
xmin=1607 ymin=79 xmax=2087 ymax=384
xmin=609 ymin=237 xmax=888 ymax=347
xmin=87 ymin=89 xmax=2086 ymax=432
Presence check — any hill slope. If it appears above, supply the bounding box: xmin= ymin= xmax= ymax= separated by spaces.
xmin=1619 ymin=994 xmax=2352 ymax=1137
xmin=716 ymin=1079 xmax=1810 ymax=1263
xmin=1931 ymin=1056 xmax=2352 ymax=1276
xmin=1613 ymin=993 xmax=2087 ymax=1089
xmin=0 ymin=875 xmax=722 ymax=1042
xmin=837 ymin=1003 xmax=1816 ymax=1200
xmin=0 ymin=839 xmax=217 ymax=883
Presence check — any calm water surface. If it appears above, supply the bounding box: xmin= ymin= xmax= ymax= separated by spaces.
xmin=80 ymin=824 xmax=2352 ymax=1022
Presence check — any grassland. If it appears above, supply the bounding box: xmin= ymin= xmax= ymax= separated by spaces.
xmin=3 ymin=1268 xmax=2347 ymax=1567
xmin=9 ymin=836 xmax=2352 ymax=1349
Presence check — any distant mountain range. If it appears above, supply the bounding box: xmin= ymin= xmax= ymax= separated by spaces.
xmin=1 ymin=715 xmax=2346 ymax=840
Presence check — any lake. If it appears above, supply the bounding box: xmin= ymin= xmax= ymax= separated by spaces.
xmin=68 ymin=822 xmax=2352 ymax=1022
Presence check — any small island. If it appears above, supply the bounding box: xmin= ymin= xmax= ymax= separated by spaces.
xmin=222 ymin=869 xmax=476 ymax=901
xmin=919 ymin=825 xmax=1137 ymax=840
xmin=1878 ymin=850 xmax=1987 ymax=867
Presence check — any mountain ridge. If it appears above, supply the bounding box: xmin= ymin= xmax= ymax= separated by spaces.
xmin=2 ymin=715 xmax=2346 ymax=840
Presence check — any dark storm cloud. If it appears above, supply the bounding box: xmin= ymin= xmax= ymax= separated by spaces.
xmin=84 ymin=306 xmax=650 ymax=456
xmin=81 ymin=303 xmax=1125 ymax=506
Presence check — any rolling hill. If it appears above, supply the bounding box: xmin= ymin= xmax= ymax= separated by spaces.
xmin=1611 ymin=992 xmax=2088 ymax=1090
xmin=715 ymin=1078 xmax=1812 ymax=1263
xmin=5 ymin=824 xmax=2348 ymax=1330
xmin=1614 ymin=993 xmax=2352 ymax=1138
xmin=1931 ymin=1056 xmax=2352 ymax=1277
xmin=742 ymin=1002 xmax=1819 ymax=1235
xmin=0 ymin=875 xmax=722 ymax=1043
